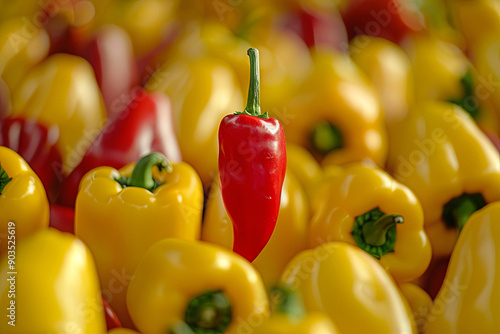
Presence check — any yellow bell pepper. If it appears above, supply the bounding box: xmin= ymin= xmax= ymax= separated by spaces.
xmin=283 ymin=49 xmax=387 ymax=168
xmin=425 ymin=202 xmax=500 ymax=333
xmin=127 ymin=238 xmax=269 ymax=334
xmin=10 ymin=53 xmax=107 ymax=174
xmin=350 ymin=36 xmax=413 ymax=125
xmin=309 ymin=163 xmax=431 ymax=282
xmin=0 ymin=228 xmax=106 ymax=333
xmin=404 ymin=34 xmax=500 ymax=134
xmin=387 ymin=101 xmax=500 ymax=258
xmin=202 ymin=170 xmax=309 ymax=288
xmin=281 ymin=242 xmax=416 ymax=334
xmin=146 ymin=54 xmax=243 ymax=185
xmin=399 ymin=283 xmax=432 ymax=334
xmin=109 ymin=330 xmax=141 ymax=334
xmin=253 ymin=286 xmax=340 ymax=334
xmin=0 ymin=18 xmax=49 ymax=91
xmin=75 ymin=153 xmax=203 ymax=328
xmin=0 ymin=146 xmax=49 ymax=255
xmin=286 ymin=144 xmax=322 ymax=202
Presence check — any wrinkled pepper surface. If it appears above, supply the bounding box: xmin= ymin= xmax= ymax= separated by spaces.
xmin=75 ymin=153 xmax=203 ymax=327
xmin=218 ymin=48 xmax=287 ymax=262
xmin=0 ymin=228 xmax=106 ymax=333
xmin=387 ymin=101 xmax=500 ymax=257
xmin=281 ymin=242 xmax=415 ymax=334
xmin=425 ymin=202 xmax=500 ymax=333
xmin=0 ymin=146 xmax=49 ymax=255
xmin=309 ymin=163 xmax=431 ymax=282
xmin=127 ymin=238 xmax=269 ymax=334
xmin=202 ymin=170 xmax=308 ymax=287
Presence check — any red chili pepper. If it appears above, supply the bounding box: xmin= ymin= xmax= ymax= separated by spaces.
xmin=57 ymin=91 xmax=181 ymax=207
xmin=341 ymin=0 xmax=424 ymax=44
xmin=101 ymin=297 xmax=122 ymax=330
xmin=218 ymin=48 xmax=287 ymax=262
xmin=0 ymin=117 xmax=62 ymax=201
xmin=49 ymin=204 xmax=75 ymax=234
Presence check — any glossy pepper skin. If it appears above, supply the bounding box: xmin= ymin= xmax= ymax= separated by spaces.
xmin=0 ymin=117 xmax=62 ymax=200
xmin=284 ymin=49 xmax=387 ymax=168
xmin=341 ymin=0 xmax=425 ymax=44
xmin=58 ymin=91 xmax=181 ymax=207
xmin=286 ymin=144 xmax=322 ymax=203
xmin=147 ymin=52 xmax=243 ymax=185
xmin=425 ymin=202 xmax=500 ymax=333
xmin=202 ymin=171 xmax=308 ymax=287
xmin=0 ymin=228 xmax=107 ymax=333
xmin=127 ymin=238 xmax=269 ymax=334
xmin=9 ymin=53 xmax=107 ymax=174
xmin=399 ymin=283 xmax=432 ymax=334
xmin=0 ymin=146 xmax=49 ymax=255
xmin=219 ymin=48 xmax=287 ymax=262
xmin=387 ymin=101 xmax=500 ymax=258
xmin=309 ymin=163 xmax=431 ymax=282
xmin=75 ymin=153 xmax=203 ymax=328
xmin=281 ymin=242 xmax=415 ymax=334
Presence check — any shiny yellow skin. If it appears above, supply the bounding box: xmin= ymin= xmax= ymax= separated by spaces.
xmin=253 ymin=313 xmax=340 ymax=334
xmin=0 ymin=228 xmax=106 ymax=333
xmin=399 ymin=283 xmax=433 ymax=334
xmin=425 ymin=202 xmax=500 ymax=333
xmin=0 ymin=146 xmax=49 ymax=255
xmin=284 ymin=49 xmax=388 ymax=168
xmin=75 ymin=161 xmax=203 ymax=328
xmin=127 ymin=238 xmax=269 ymax=334
xmin=309 ymin=163 xmax=431 ymax=282
xmin=202 ymin=171 xmax=309 ymax=288
xmin=281 ymin=242 xmax=416 ymax=334
xmin=147 ymin=55 xmax=243 ymax=185
xmin=387 ymin=101 xmax=500 ymax=258
xmin=10 ymin=54 xmax=106 ymax=174
xmin=350 ymin=36 xmax=413 ymax=125
xmin=0 ymin=18 xmax=49 ymax=91
xmin=286 ymin=144 xmax=322 ymax=203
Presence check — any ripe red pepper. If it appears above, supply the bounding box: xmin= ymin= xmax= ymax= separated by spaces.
xmin=49 ymin=204 xmax=75 ymax=234
xmin=57 ymin=91 xmax=181 ymax=207
xmin=218 ymin=48 xmax=287 ymax=262
xmin=0 ymin=117 xmax=62 ymax=201
xmin=341 ymin=0 xmax=424 ymax=44
xmin=101 ymin=297 xmax=122 ymax=330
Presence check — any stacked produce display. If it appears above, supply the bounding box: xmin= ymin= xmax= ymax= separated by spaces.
xmin=1 ymin=0 xmax=500 ymax=333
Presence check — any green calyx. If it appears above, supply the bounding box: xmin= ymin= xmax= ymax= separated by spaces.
xmin=175 ymin=290 xmax=232 ymax=334
xmin=269 ymin=286 xmax=305 ymax=319
xmin=234 ymin=48 xmax=269 ymax=119
xmin=310 ymin=121 xmax=342 ymax=154
xmin=115 ymin=152 xmax=172 ymax=192
xmin=352 ymin=207 xmax=404 ymax=259
xmin=442 ymin=193 xmax=487 ymax=232
xmin=0 ymin=163 xmax=12 ymax=195
xmin=449 ymin=69 xmax=480 ymax=120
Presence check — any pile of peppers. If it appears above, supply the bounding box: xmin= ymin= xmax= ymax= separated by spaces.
xmin=1 ymin=0 xmax=500 ymax=333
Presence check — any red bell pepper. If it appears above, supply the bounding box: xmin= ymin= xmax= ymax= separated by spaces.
xmin=102 ymin=297 xmax=122 ymax=330
xmin=57 ymin=91 xmax=181 ymax=207
xmin=0 ymin=117 xmax=62 ymax=201
xmin=341 ymin=0 xmax=425 ymax=44
xmin=49 ymin=204 xmax=75 ymax=234
xmin=218 ymin=48 xmax=287 ymax=262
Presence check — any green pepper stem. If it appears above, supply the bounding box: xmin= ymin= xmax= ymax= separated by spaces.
xmin=244 ymin=48 xmax=261 ymax=116
xmin=0 ymin=163 xmax=12 ymax=195
xmin=184 ymin=290 xmax=232 ymax=334
xmin=310 ymin=121 xmax=343 ymax=154
xmin=442 ymin=193 xmax=487 ymax=232
xmin=270 ymin=286 xmax=305 ymax=319
xmin=362 ymin=214 xmax=404 ymax=246
xmin=116 ymin=153 xmax=172 ymax=192
xmin=453 ymin=197 xmax=481 ymax=232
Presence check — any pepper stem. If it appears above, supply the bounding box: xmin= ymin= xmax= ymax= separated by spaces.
xmin=235 ymin=48 xmax=268 ymax=119
xmin=442 ymin=193 xmax=487 ymax=232
xmin=0 ymin=163 xmax=12 ymax=195
xmin=362 ymin=214 xmax=404 ymax=246
xmin=310 ymin=121 xmax=342 ymax=154
xmin=115 ymin=153 xmax=172 ymax=192
xmin=184 ymin=290 xmax=232 ymax=334
xmin=270 ymin=286 xmax=305 ymax=319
